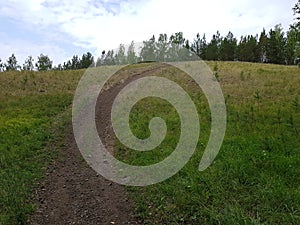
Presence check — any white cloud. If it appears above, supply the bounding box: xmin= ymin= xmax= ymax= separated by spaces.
xmin=0 ymin=0 xmax=296 ymax=63
xmin=0 ymin=37 xmax=70 ymax=66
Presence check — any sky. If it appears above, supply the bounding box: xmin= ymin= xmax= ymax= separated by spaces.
xmin=0 ymin=0 xmax=297 ymax=65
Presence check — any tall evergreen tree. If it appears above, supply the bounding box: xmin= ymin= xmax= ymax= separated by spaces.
xmin=258 ymin=29 xmax=268 ymax=63
xmin=286 ymin=27 xmax=298 ymax=64
xmin=237 ymin=35 xmax=259 ymax=62
xmin=267 ymin=25 xmax=286 ymax=64
xmin=71 ymin=55 xmax=81 ymax=69
xmin=206 ymin=31 xmax=222 ymax=60
xmin=219 ymin=31 xmax=237 ymax=61
xmin=80 ymin=52 xmax=94 ymax=68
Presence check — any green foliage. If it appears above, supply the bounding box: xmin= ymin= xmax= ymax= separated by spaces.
xmin=22 ymin=56 xmax=34 ymax=71
xmin=103 ymin=50 xmax=116 ymax=65
xmin=0 ymin=62 xmax=299 ymax=224
xmin=115 ymin=62 xmax=300 ymax=224
xmin=213 ymin=63 xmax=220 ymax=81
xmin=59 ymin=52 xmax=95 ymax=70
xmin=219 ymin=31 xmax=237 ymax=61
xmin=1 ymin=1 xmax=300 ymax=72
xmin=0 ymin=69 xmax=81 ymax=224
xmin=291 ymin=96 xmax=299 ymax=110
xmin=290 ymin=1 xmax=300 ymax=65
xmin=293 ymin=0 xmax=300 ymax=28
xmin=253 ymin=89 xmax=261 ymax=101
xmin=127 ymin=41 xmax=138 ymax=64
xmin=0 ymin=95 xmax=71 ymax=224
xmin=192 ymin=33 xmax=207 ymax=60
xmin=266 ymin=25 xmax=286 ymax=64
xmin=79 ymin=52 xmax=94 ymax=68
xmin=5 ymin=54 xmax=20 ymax=71
xmin=206 ymin=31 xmax=222 ymax=60
xmin=0 ymin=58 xmax=3 ymax=72
xmin=2 ymin=4 xmax=300 ymax=72
xmin=286 ymin=28 xmax=298 ymax=65
xmin=156 ymin=34 xmax=169 ymax=62
xmin=115 ymin=44 xmax=127 ymax=65
xmin=237 ymin=35 xmax=259 ymax=62
xmin=71 ymin=55 xmax=81 ymax=69
xmin=35 ymin=54 xmax=52 ymax=71
xmin=140 ymin=35 xmax=157 ymax=62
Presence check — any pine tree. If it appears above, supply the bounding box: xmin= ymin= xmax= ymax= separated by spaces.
xmin=80 ymin=52 xmax=94 ymax=68
xmin=219 ymin=31 xmax=237 ymax=61
xmin=237 ymin=35 xmax=259 ymax=62
xmin=286 ymin=28 xmax=298 ymax=65
xmin=258 ymin=29 xmax=268 ymax=63
xmin=267 ymin=25 xmax=286 ymax=64
xmin=206 ymin=31 xmax=222 ymax=60
xmin=71 ymin=55 xmax=81 ymax=69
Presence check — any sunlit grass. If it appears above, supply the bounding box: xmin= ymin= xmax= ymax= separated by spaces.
xmin=0 ymin=62 xmax=299 ymax=224
xmin=115 ymin=61 xmax=300 ymax=224
xmin=0 ymin=70 xmax=82 ymax=224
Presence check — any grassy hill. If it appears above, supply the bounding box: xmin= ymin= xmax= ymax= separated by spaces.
xmin=0 ymin=62 xmax=299 ymax=224
xmin=0 ymin=70 xmax=83 ymax=224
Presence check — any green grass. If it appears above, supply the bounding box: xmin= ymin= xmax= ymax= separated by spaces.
xmin=0 ymin=62 xmax=299 ymax=225
xmin=114 ymin=62 xmax=300 ymax=224
xmin=0 ymin=70 xmax=82 ymax=225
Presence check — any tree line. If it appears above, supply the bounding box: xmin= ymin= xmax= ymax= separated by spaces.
xmin=0 ymin=52 xmax=95 ymax=72
xmin=1 ymin=1 xmax=299 ymax=72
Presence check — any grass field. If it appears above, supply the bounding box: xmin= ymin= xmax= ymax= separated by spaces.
xmin=0 ymin=70 xmax=82 ymax=224
xmin=115 ymin=62 xmax=300 ymax=224
xmin=0 ymin=62 xmax=299 ymax=224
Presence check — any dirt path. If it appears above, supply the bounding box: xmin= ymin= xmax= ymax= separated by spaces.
xmin=30 ymin=64 xmax=170 ymax=225
xmin=30 ymin=129 xmax=138 ymax=225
